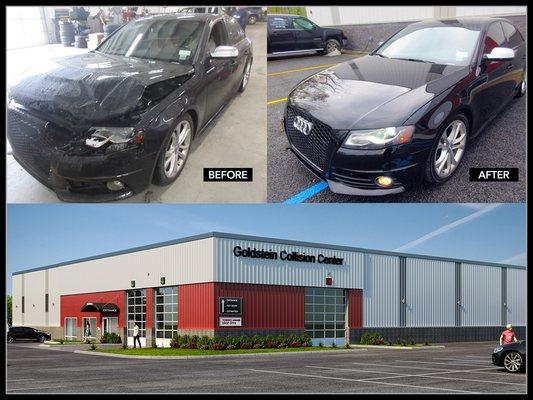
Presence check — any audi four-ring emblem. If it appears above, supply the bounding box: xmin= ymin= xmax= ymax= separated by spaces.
xmin=293 ymin=116 xmax=313 ymax=136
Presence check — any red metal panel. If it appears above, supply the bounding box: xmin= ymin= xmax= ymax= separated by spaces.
xmin=348 ymin=289 xmax=363 ymax=328
xmin=215 ymin=283 xmax=305 ymax=330
xmin=178 ymin=283 xmax=216 ymax=329
xmin=60 ymin=290 xmax=125 ymax=329
xmin=145 ymin=288 xmax=153 ymax=328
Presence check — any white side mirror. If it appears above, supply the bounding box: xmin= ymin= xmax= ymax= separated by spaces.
xmin=211 ymin=45 xmax=239 ymax=59
xmin=483 ymin=47 xmax=515 ymax=61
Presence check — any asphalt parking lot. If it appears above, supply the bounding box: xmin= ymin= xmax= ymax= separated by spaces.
xmin=7 ymin=341 xmax=526 ymax=393
xmin=6 ymin=23 xmax=267 ymax=203
xmin=267 ymin=53 xmax=526 ymax=203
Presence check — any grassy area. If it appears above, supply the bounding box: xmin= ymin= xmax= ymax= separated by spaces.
xmin=96 ymin=346 xmax=343 ymax=356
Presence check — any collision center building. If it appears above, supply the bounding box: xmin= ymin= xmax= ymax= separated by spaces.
xmin=11 ymin=232 xmax=526 ymax=346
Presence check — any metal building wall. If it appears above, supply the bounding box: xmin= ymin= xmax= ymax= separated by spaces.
xmin=214 ymin=237 xmax=364 ymax=289
xmin=405 ymin=258 xmax=456 ymax=327
xmin=461 ymin=263 xmax=502 ymax=326
xmin=11 ymin=274 xmax=23 ymax=326
xmin=20 ymin=269 xmax=47 ymax=327
xmin=506 ymin=268 xmax=526 ymax=325
xmin=363 ymin=253 xmax=400 ymax=327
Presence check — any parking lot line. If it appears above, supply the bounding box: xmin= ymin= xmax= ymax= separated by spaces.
xmin=306 ymin=365 xmax=406 ymax=376
xmin=7 ymin=385 xmax=70 ymax=392
xmin=267 ymin=63 xmax=340 ymax=77
xmin=363 ymin=372 xmax=526 ymax=387
xmin=267 ymin=97 xmax=288 ymax=105
xmin=283 ymin=181 xmax=328 ymax=204
xmin=434 ymin=358 xmax=488 ymax=364
xmin=397 ymin=360 xmax=489 ymax=367
xmin=351 ymin=361 xmax=499 ymax=374
xmin=249 ymin=368 xmax=479 ymax=393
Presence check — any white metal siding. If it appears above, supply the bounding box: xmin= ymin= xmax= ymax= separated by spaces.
xmin=363 ymin=254 xmax=400 ymax=327
xmin=506 ymin=268 xmax=526 ymax=325
xmin=214 ymin=238 xmax=364 ymax=289
xmin=307 ymin=6 xmax=434 ymax=25
xmin=461 ymin=264 xmax=501 ymax=326
xmin=12 ymin=274 xmax=23 ymax=326
xmin=456 ymin=6 xmax=526 ymax=17
xmin=19 ymin=238 xmax=214 ymax=327
xmin=21 ymin=270 xmax=47 ymax=327
xmin=406 ymin=258 xmax=455 ymax=327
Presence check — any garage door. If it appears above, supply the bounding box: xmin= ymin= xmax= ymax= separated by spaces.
xmin=7 ymin=6 xmax=47 ymax=49
xmin=304 ymin=287 xmax=346 ymax=346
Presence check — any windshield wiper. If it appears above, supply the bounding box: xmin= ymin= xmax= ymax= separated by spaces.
xmin=393 ymin=57 xmax=435 ymax=64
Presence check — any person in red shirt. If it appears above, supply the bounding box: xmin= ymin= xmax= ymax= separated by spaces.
xmin=500 ymin=324 xmax=518 ymax=345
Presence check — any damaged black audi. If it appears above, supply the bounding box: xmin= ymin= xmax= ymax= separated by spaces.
xmin=7 ymin=13 xmax=253 ymax=201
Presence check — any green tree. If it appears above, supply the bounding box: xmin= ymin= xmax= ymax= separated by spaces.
xmin=7 ymin=295 xmax=12 ymax=326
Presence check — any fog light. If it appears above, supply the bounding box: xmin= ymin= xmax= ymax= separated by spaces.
xmin=376 ymin=176 xmax=393 ymax=188
xmin=106 ymin=180 xmax=125 ymax=191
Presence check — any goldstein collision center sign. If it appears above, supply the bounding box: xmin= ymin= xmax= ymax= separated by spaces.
xmin=233 ymin=246 xmax=344 ymax=265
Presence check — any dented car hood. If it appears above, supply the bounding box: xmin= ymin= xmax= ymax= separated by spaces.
xmin=8 ymin=51 xmax=194 ymax=124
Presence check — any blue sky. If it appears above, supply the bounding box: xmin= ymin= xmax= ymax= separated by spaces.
xmin=6 ymin=203 xmax=525 ymax=294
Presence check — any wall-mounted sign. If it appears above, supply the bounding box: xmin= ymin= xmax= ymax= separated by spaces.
xmin=160 ymin=277 xmax=166 ymax=285
xmin=219 ymin=297 xmax=242 ymax=315
xmin=219 ymin=317 xmax=242 ymax=327
xmin=130 ymin=280 xmax=135 ymax=288
xmin=233 ymin=246 xmax=344 ymax=265
xmin=325 ymin=276 xmax=333 ymax=286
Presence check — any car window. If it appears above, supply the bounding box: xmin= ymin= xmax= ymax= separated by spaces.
xmin=501 ymin=21 xmax=523 ymax=47
xmin=23 ymin=327 xmax=34 ymax=334
xmin=97 ymin=19 xmax=205 ymax=63
xmin=269 ymin=16 xmax=289 ymax=30
xmin=483 ymin=22 xmax=507 ymax=54
xmin=207 ymin=20 xmax=229 ymax=55
xmin=226 ymin=18 xmax=245 ymax=45
xmin=293 ymin=17 xmax=315 ymax=31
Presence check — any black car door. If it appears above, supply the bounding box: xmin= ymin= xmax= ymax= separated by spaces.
xmin=225 ymin=17 xmax=250 ymax=89
xmin=23 ymin=327 xmax=36 ymax=340
xmin=203 ymin=20 xmax=238 ymax=119
xmin=268 ymin=16 xmax=295 ymax=53
xmin=10 ymin=327 xmax=22 ymax=340
xmin=471 ymin=22 xmax=517 ymax=125
xmin=501 ymin=21 xmax=526 ymax=78
xmin=292 ymin=17 xmax=322 ymax=51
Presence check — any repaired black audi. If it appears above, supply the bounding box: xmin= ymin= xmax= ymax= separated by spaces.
xmin=284 ymin=18 xmax=525 ymax=195
xmin=7 ymin=13 xmax=252 ymax=201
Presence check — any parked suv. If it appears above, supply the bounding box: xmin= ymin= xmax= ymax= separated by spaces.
xmin=267 ymin=14 xmax=348 ymax=55
xmin=7 ymin=326 xmax=52 ymax=343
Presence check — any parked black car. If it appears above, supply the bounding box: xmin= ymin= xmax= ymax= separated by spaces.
xmin=492 ymin=340 xmax=526 ymax=373
xmin=268 ymin=14 xmax=348 ymax=55
xmin=7 ymin=326 xmax=51 ymax=343
xmin=7 ymin=13 xmax=253 ymax=202
xmin=284 ymin=18 xmax=526 ymax=195
xmin=242 ymin=7 xmax=267 ymax=25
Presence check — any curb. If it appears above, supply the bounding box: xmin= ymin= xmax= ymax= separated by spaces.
xmin=350 ymin=344 xmax=446 ymax=350
xmin=75 ymin=348 xmax=368 ymax=360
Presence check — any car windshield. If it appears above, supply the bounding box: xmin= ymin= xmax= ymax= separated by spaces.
xmin=97 ymin=18 xmax=205 ymax=63
xmin=376 ymin=25 xmax=481 ymax=66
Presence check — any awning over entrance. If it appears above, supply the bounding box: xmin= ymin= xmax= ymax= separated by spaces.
xmin=81 ymin=302 xmax=119 ymax=313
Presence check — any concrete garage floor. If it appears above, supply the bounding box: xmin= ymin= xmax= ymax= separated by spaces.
xmin=267 ymin=53 xmax=526 ymax=203
xmin=6 ymin=23 xmax=267 ymax=203
xmin=7 ymin=342 xmax=526 ymax=393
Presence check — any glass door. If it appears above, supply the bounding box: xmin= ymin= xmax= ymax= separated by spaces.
xmin=304 ymin=287 xmax=346 ymax=346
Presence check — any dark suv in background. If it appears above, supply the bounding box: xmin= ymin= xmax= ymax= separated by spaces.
xmin=7 ymin=326 xmax=52 ymax=343
xmin=267 ymin=14 xmax=348 ymax=56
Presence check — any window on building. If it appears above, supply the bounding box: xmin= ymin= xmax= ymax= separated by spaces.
xmin=155 ymin=286 xmax=178 ymax=339
xmin=304 ymin=287 xmax=346 ymax=341
xmin=45 ymin=294 xmax=49 ymax=313
xmin=82 ymin=317 xmax=97 ymax=339
xmin=22 ymin=296 xmax=24 ymax=313
xmin=65 ymin=317 xmax=77 ymax=340
xmin=127 ymin=289 xmax=147 ymax=338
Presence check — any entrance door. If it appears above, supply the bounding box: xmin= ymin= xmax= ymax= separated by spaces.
xmin=305 ymin=287 xmax=346 ymax=346
xmin=102 ymin=317 xmax=118 ymax=334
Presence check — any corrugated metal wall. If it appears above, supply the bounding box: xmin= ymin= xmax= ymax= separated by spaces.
xmin=214 ymin=237 xmax=364 ymax=289
xmin=60 ymin=290 xmax=125 ymax=328
xmin=363 ymin=254 xmax=399 ymax=327
xmin=461 ymin=264 xmax=502 ymax=326
xmin=406 ymin=258 xmax=456 ymax=327
xmin=506 ymin=268 xmax=526 ymax=325
xmin=215 ymin=283 xmax=305 ymax=330
xmin=178 ymin=283 xmax=216 ymax=329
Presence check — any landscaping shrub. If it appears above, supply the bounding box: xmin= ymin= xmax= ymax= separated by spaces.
xmin=276 ymin=334 xmax=287 ymax=347
xmin=253 ymin=343 xmax=262 ymax=349
xmin=180 ymin=344 xmax=188 ymax=349
xmin=179 ymin=335 xmax=190 ymax=347
xmin=360 ymin=332 xmax=384 ymax=345
xmin=225 ymin=336 xmax=239 ymax=348
xmin=345 ymin=343 xmax=350 ymax=349
xmin=226 ymin=344 xmax=236 ymax=350
xmin=122 ymin=341 xmax=127 ymax=349
xmin=424 ymin=339 xmax=430 ymax=346
xmin=318 ymin=341 xmax=323 ymax=348
xmin=238 ymin=335 xmax=249 ymax=347
xmin=90 ymin=343 xmax=97 ymax=351
xmin=210 ymin=336 xmax=226 ymax=350
xmin=277 ymin=343 xmax=286 ymax=348
xmin=300 ymin=333 xmax=312 ymax=347
xmin=100 ymin=332 xmax=122 ymax=344
xmin=170 ymin=335 xmax=180 ymax=348
xmin=409 ymin=339 xmax=416 ymax=346
xmin=331 ymin=342 xmax=337 ymax=348
xmin=240 ymin=342 xmax=252 ymax=349
xmin=59 ymin=339 xmax=64 ymax=345
xmin=197 ymin=336 xmax=210 ymax=347
xmin=199 ymin=344 xmax=210 ymax=350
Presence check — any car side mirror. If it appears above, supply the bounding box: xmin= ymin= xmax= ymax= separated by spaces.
xmin=483 ymin=47 xmax=515 ymax=61
xmin=210 ymin=45 xmax=239 ymax=59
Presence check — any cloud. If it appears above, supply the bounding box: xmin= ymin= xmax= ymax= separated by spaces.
xmin=499 ymin=252 xmax=526 ymax=265
xmin=395 ymin=204 xmax=502 ymax=252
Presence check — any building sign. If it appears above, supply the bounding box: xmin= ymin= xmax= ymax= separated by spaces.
xmin=233 ymin=246 xmax=344 ymax=265
xmin=220 ymin=297 xmax=242 ymax=315
xmin=219 ymin=317 xmax=242 ymax=327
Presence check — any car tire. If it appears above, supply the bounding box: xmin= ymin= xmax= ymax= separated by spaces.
xmin=7 ymin=336 xmax=14 ymax=343
xmin=324 ymin=39 xmax=341 ymax=54
xmin=503 ymin=351 xmax=524 ymax=373
xmin=38 ymin=335 xmax=46 ymax=343
xmin=248 ymin=15 xmax=257 ymax=25
xmin=515 ymin=75 xmax=526 ymax=98
xmin=238 ymin=58 xmax=252 ymax=93
xmin=153 ymin=113 xmax=194 ymax=186
xmin=424 ymin=113 xmax=469 ymax=185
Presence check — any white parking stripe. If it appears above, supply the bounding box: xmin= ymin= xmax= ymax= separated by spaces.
xmin=7 ymin=378 xmax=35 ymax=382
xmin=360 ymin=371 xmax=525 ymax=386
xmin=397 ymin=360 xmax=489 ymax=367
xmin=7 ymin=386 xmax=70 ymax=392
xmin=306 ymin=365 xmax=406 ymax=376
xmin=351 ymin=361 xmax=501 ymax=375
xmin=435 ymin=358 xmax=488 ymax=364
xmin=249 ymin=368 xmax=479 ymax=393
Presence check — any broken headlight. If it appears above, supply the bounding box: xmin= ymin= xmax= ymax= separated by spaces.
xmin=85 ymin=127 xmax=144 ymax=148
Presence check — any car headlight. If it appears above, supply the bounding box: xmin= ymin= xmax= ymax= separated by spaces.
xmin=343 ymin=126 xmax=414 ymax=149
xmin=85 ymin=127 xmax=144 ymax=148
xmin=494 ymin=346 xmax=504 ymax=353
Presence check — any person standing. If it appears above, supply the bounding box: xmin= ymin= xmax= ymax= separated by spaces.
xmin=133 ymin=322 xmax=141 ymax=348
xmin=499 ymin=324 xmax=518 ymax=345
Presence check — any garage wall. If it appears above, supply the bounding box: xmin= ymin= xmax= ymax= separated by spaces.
xmin=506 ymin=268 xmax=526 ymax=325
xmin=461 ymin=264 xmax=502 ymax=326
xmin=456 ymin=6 xmax=526 ymax=17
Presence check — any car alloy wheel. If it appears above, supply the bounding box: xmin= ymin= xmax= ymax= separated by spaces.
xmin=521 ymin=77 xmax=527 ymax=95
xmin=503 ymin=351 xmax=523 ymax=372
xmin=248 ymin=15 xmax=257 ymax=25
xmin=164 ymin=120 xmax=192 ymax=179
xmin=38 ymin=335 xmax=46 ymax=343
xmin=434 ymin=119 xmax=467 ymax=179
xmin=326 ymin=39 xmax=340 ymax=53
